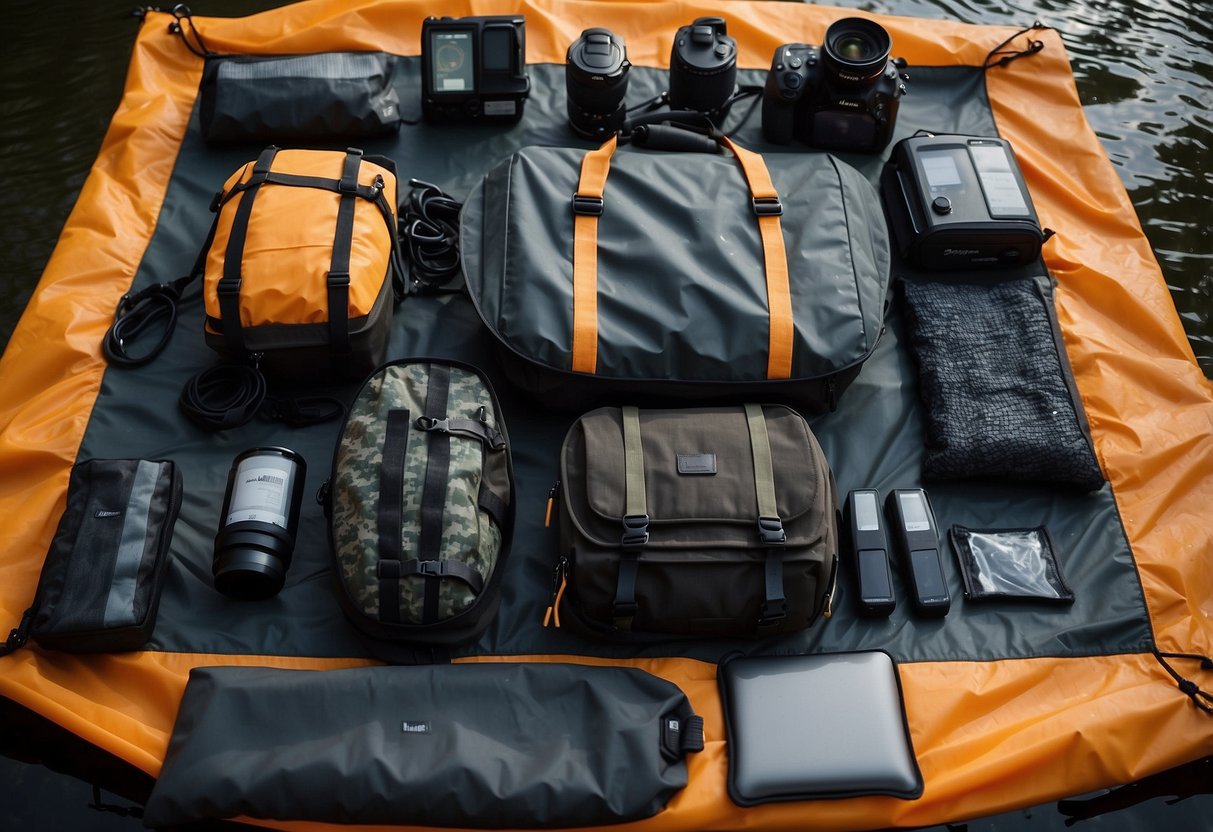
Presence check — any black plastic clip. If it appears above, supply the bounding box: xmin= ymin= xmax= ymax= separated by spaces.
xmin=572 ymin=194 xmax=604 ymax=216
xmin=415 ymin=416 xmax=450 ymax=433
xmin=621 ymin=514 xmax=650 ymax=550
xmin=758 ymin=516 xmax=786 ymax=545
xmin=326 ymin=269 xmax=351 ymax=288
xmin=752 ymin=196 xmax=783 ymax=216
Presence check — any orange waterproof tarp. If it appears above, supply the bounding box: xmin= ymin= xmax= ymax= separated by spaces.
xmin=0 ymin=2 xmax=1210 ymax=830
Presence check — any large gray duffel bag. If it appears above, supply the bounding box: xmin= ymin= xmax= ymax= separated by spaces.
xmin=460 ymin=134 xmax=891 ymax=411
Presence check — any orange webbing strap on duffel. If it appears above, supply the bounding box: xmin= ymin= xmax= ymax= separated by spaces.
xmin=569 ymin=134 xmax=794 ymax=378
xmin=721 ymin=136 xmax=794 ymax=379
xmin=571 ymin=133 xmax=616 ymax=374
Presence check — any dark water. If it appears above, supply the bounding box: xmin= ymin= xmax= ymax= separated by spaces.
xmin=0 ymin=1 xmax=1209 ymax=830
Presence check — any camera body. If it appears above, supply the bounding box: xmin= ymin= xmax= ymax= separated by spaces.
xmin=762 ymin=18 xmax=906 ymax=152
xmin=668 ymin=16 xmax=737 ymax=122
xmin=421 ymin=15 xmax=530 ymax=124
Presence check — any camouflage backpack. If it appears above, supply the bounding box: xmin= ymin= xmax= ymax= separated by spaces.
xmin=326 ymin=358 xmax=513 ymax=650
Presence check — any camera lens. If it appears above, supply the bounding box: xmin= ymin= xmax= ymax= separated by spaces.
xmin=566 ymin=28 xmax=630 ymax=139
xmin=823 ymin=17 xmax=892 ymax=84
xmin=668 ymin=17 xmax=737 ymax=122
xmin=213 ymin=447 xmax=306 ymax=601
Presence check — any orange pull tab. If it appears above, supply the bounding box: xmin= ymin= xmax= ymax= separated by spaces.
xmin=544 ymin=481 xmax=559 ymax=528
xmin=543 ymin=556 xmax=568 ymax=628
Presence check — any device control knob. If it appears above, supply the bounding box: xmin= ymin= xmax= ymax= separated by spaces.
xmin=784 ymin=73 xmax=802 ymax=90
xmin=790 ymin=56 xmax=803 ymax=69
xmin=931 ymin=196 xmax=952 ymax=215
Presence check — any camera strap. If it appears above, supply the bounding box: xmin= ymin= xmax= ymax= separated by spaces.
xmin=569 ymin=135 xmax=793 ymax=378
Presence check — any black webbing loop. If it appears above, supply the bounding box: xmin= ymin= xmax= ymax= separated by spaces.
xmin=259 ymin=395 xmax=345 ymax=427
xmin=178 ymin=363 xmax=267 ymax=430
xmin=377 ymin=559 xmax=402 ymax=625
xmin=1153 ymin=650 xmax=1213 ymax=715
xmin=326 ymin=149 xmax=363 ymax=355
xmin=660 ymin=714 xmax=706 ymax=761
xmin=376 ymin=409 xmax=410 ymax=623
xmin=983 ymin=21 xmax=1049 ymax=71
xmin=418 ymin=364 xmax=452 ymax=624
xmin=399 ymin=179 xmax=464 ymax=294
xmin=402 ymin=559 xmax=485 ymax=594
xmin=168 ymin=4 xmax=214 ymax=59
xmin=218 ymin=146 xmax=279 ymax=356
xmin=88 ymin=785 xmax=144 ymax=820
xmin=0 ymin=607 xmax=34 ymax=658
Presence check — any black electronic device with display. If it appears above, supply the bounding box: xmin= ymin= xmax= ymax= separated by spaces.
xmin=845 ymin=489 xmax=896 ymax=617
xmin=421 ymin=15 xmax=529 ymax=124
xmin=885 ymin=489 xmax=950 ymax=618
xmin=881 ymin=134 xmax=1048 ymax=270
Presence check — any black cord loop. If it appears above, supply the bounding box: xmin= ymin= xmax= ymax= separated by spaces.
xmin=399 ymin=179 xmax=463 ymax=293
xmin=983 ymin=21 xmax=1050 ymax=71
xmin=168 ymin=4 xmax=214 ymax=58
xmin=102 ymin=275 xmax=195 ymax=367
xmin=1153 ymin=649 xmax=1213 ymax=715
xmin=179 ymin=363 xmax=267 ymax=431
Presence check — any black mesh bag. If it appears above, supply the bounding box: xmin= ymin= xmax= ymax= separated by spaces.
xmin=900 ymin=276 xmax=1103 ymax=490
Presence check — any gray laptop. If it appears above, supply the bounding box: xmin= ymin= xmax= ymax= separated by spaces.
xmin=720 ymin=651 xmax=923 ymax=805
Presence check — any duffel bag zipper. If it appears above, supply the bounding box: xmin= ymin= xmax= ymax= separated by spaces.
xmin=544 ymin=480 xmax=559 ymax=528
xmin=543 ymin=555 xmax=569 ymax=628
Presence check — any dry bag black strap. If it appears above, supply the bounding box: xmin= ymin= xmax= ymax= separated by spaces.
xmin=418 ymin=364 xmax=452 ymax=624
xmin=376 ymin=408 xmax=411 ymax=623
xmin=326 ymin=148 xmax=363 ymax=355
xmin=218 ymin=146 xmax=279 ymax=355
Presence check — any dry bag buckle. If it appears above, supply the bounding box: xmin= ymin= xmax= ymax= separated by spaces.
xmin=572 ymin=194 xmax=604 ymax=216
xmin=752 ymin=196 xmax=783 ymax=216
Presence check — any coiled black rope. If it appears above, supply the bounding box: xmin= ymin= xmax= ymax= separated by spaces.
xmin=399 ymin=179 xmax=463 ymax=293
xmin=102 ymin=275 xmax=196 ymax=367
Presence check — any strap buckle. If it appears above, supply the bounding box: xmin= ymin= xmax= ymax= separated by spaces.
xmin=759 ymin=597 xmax=788 ymax=626
xmin=415 ymin=560 xmax=447 ymax=578
xmin=621 ymin=513 xmax=649 ymax=550
xmin=415 ymin=416 xmax=450 ymax=433
xmin=752 ymin=196 xmax=783 ymax=216
xmin=326 ymin=270 xmax=351 ymax=287
xmin=573 ymin=194 xmax=604 ymax=216
xmin=758 ymin=516 xmax=786 ymax=545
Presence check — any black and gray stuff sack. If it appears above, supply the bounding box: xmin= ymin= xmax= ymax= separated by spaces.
xmin=324 ymin=359 xmax=513 ymax=651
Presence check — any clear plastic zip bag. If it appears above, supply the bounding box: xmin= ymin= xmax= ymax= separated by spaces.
xmin=949 ymin=525 xmax=1074 ymax=603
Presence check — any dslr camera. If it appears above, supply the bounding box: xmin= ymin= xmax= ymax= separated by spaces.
xmin=421 ymin=15 xmax=530 ymax=123
xmin=762 ymin=17 xmax=907 ymax=152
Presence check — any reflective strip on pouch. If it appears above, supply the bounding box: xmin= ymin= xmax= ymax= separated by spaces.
xmin=103 ymin=460 xmax=161 ymax=627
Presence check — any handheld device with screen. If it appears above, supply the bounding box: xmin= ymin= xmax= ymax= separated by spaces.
xmin=845 ymin=489 xmax=895 ymax=617
xmin=885 ymin=489 xmax=950 ymax=618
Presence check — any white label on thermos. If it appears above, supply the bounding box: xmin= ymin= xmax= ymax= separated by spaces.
xmin=226 ymin=464 xmax=290 ymax=528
